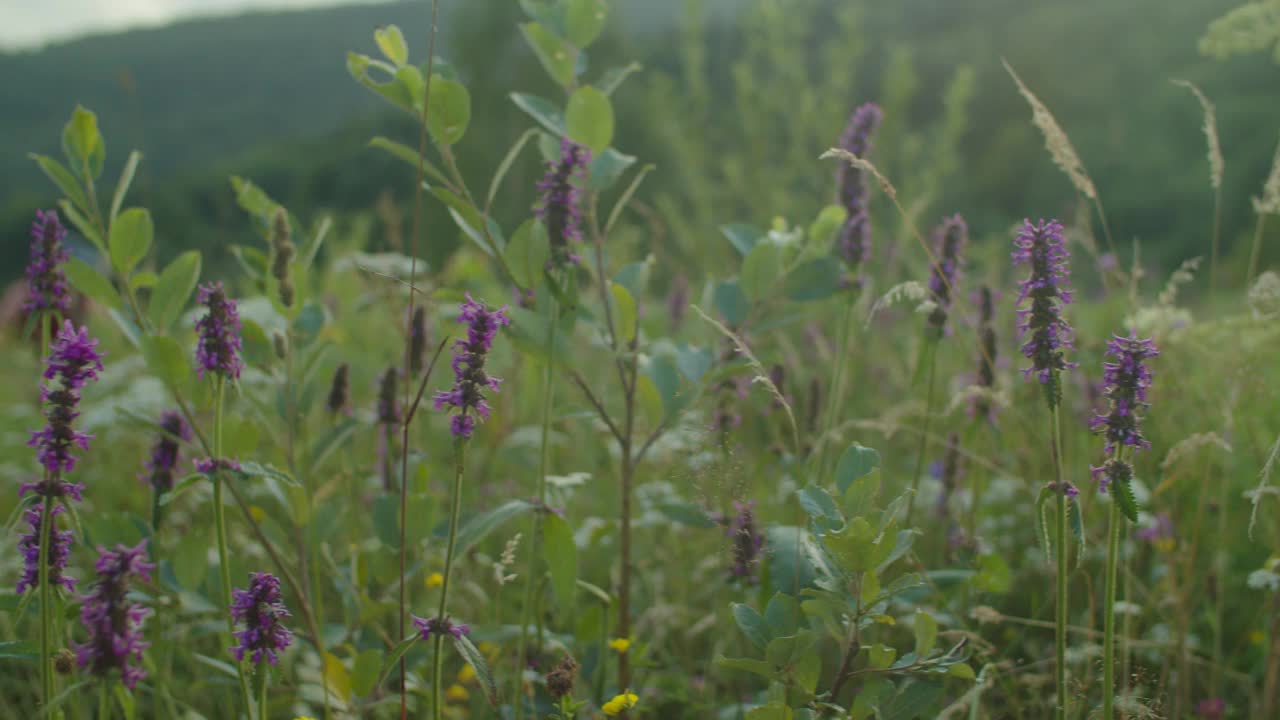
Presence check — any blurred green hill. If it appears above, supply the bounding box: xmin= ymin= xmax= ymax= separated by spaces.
xmin=1 ymin=0 xmax=1275 ymax=283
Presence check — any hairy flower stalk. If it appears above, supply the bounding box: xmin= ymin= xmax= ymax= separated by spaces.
xmin=141 ymin=410 xmax=191 ymax=530
xmin=408 ymin=306 xmax=429 ymax=376
xmin=24 ymin=209 xmax=71 ymax=316
xmin=972 ymin=286 xmax=999 ymax=425
xmin=535 ymin=138 xmax=591 ymax=269
xmin=926 ymin=214 xmax=967 ymax=334
xmin=24 ymin=320 xmax=102 ymax=708
xmin=429 ymin=295 xmax=507 ymax=720
xmin=728 ymin=501 xmax=764 ymax=582
xmin=326 ymin=363 xmax=350 ymax=415
xmin=1092 ymin=332 xmax=1158 ymax=720
xmin=76 ymin=541 xmax=154 ymax=690
xmin=17 ymin=504 xmax=75 ymax=595
xmin=377 ymin=366 xmax=400 ymax=492
xmin=269 ymin=207 xmax=295 ymax=308
xmin=832 ymin=103 xmax=883 ymax=276
xmin=1012 ymin=217 xmax=1076 ymax=720
xmin=195 ymin=282 xmax=245 ymax=380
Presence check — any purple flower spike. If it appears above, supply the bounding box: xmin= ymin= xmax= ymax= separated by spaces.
xmin=1012 ymin=219 xmax=1076 ymax=404
xmin=728 ymin=500 xmax=764 ymax=583
xmin=230 ymin=572 xmax=293 ymax=665
xmin=17 ymin=504 xmax=76 ymax=595
xmin=535 ymin=138 xmax=591 ymax=268
xmin=970 ymin=286 xmax=1000 ymax=425
xmin=194 ymin=282 xmax=244 ymax=380
xmin=1089 ymin=333 xmax=1159 ymax=457
xmin=76 ymin=541 xmax=154 ymax=689
xmin=140 ymin=411 xmax=190 ymax=493
xmin=433 ymin=295 xmax=510 ymax=439
xmin=24 ymin=209 xmax=71 ymax=315
xmin=28 ymin=321 xmax=104 ymax=477
xmin=412 ymin=614 xmax=470 ymax=641
xmin=833 ymin=103 xmax=883 ymax=274
xmin=927 ymin=214 xmax=968 ymax=332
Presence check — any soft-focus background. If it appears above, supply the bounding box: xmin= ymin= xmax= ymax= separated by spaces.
xmin=2 ymin=0 xmax=1276 ymax=282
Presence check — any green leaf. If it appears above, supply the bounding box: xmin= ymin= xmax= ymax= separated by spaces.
xmin=453 ymin=500 xmax=537 ymax=557
xmin=589 ymin=148 xmax=637 ymax=191
xmin=0 ymin=640 xmax=39 ymax=660
xmin=520 ymin=22 xmax=576 ymax=87
xmin=747 ymin=703 xmax=793 ymax=720
xmin=851 ymin=677 xmax=892 ymax=720
xmin=236 ymin=461 xmax=299 ymax=488
xmin=374 ymin=25 xmax=408 ymax=66
xmin=451 ymin=634 xmax=500 ymax=705
xmin=764 ymin=593 xmax=802 ymax=637
xmin=109 ymin=207 xmax=153 ymax=275
xmin=504 ymin=220 xmax=551 ymax=289
xmin=566 ymin=0 xmax=608 ymax=47
xmin=796 ymin=486 xmax=842 ymax=531
xmin=509 ymin=93 xmax=567 ymax=136
xmin=486 ymin=128 xmax=540 ymax=210
xmin=542 ymin=513 xmax=578 ymax=610
xmin=427 ymin=78 xmax=471 ymax=145
xmin=715 ymin=655 xmax=775 ymax=679
xmin=64 ymin=257 xmax=122 ymax=311
xmin=949 ymin=662 xmax=976 ymax=680
xmin=566 ymin=86 xmax=614 ymax=153
xmin=731 ymin=603 xmax=770 ymax=651
xmin=109 ymin=150 xmax=143 ymax=224
xmin=597 ymin=62 xmax=642 ymax=95
xmin=63 ymin=105 xmax=104 ymax=179
xmin=351 ymin=648 xmax=382 ymax=698
xmin=882 ymin=680 xmax=943 ymax=720
xmin=431 ymin=187 xmax=503 ymax=255
xmin=377 ymin=634 xmax=420 ymax=686
xmin=721 ymin=223 xmax=763 ymax=256
xmin=1035 ymin=486 xmax=1054 ymax=562
xmin=869 ymin=643 xmax=897 ymax=669
xmin=609 ymin=282 xmax=638 ymax=343
xmin=1113 ymin=478 xmax=1138 ymax=523
xmin=794 ymin=652 xmax=821 ymax=693
xmin=808 ymin=204 xmax=848 ymax=245
xmin=1070 ymin=493 xmax=1088 ymax=568
xmin=323 ymin=651 xmax=352 ymax=702
xmin=142 ymin=335 xmax=190 ymax=389
xmin=741 ymin=241 xmax=783 ymax=302
xmin=712 ymin=280 xmax=748 ymax=327
xmin=765 ymin=526 xmax=836 ymax=594
xmin=913 ymin=610 xmax=938 ymax=657
xmin=31 ymin=154 xmax=90 ymax=214
xmin=57 ymin=199 xmax=104 ymax=252
xmin=824 ymin=516 xmax=885 ymax=573
xmin=129 ymin=271 xmax=158 ymax=290
xmin=784 ymin=258 xmax=844 ymax=302
xmin=835 ymin=444 xmax=882 ymax=495
xmin=148 ymin=250 xmax=201 ymax=333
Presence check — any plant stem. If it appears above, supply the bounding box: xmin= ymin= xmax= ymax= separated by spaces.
xmin=98 ymin=680 xmax=111 ymax=720
xmin=1050 ymin=402 xmax=1068 ymax=720
xmin=1102 ymin=480 xmax=1122 ymax=719
xmin=814 ymin=291 xmax=857 ymax=479
xmin=35 ymin=316 xmax=54 ymax=716
xmin=259 ymin=667 xmax=269 ymax=720
xmin=212 ymin=377 xmax=254 ymax=715
xmin=514 ymin=302 xmax=560 ymax=720
xmin=432 ymin=440 xmax=469 ymax=720
xmin=906 ymin=338 xmax=939 ymax=525
xmin=1210 ymin=184 xmax=1222 ymax=295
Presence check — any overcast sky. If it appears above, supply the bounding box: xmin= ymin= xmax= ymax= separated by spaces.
xmin=1 ymin=0 xmax=379 ymax=50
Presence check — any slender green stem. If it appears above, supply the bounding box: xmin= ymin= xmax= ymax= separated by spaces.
xmin=1209 ymin=185 xmax=1222 ymax=295
xmin=514 ymin=302 xmax=560 ymax=720
xmin=35 ymin=316 xmax=55 ymax=716
xmin=906 ymin=338 xmax=939 ymax=525
xmin=98 ymin=680 xmax=111 ymax=720
xmin=259 ymin=667 xmax=269 ymax=720
xmin=1102 ymin=477 xmax=1122 ymax=719
xmin=212 ymin=378 xmax=254 ymax=716
xmin=1050 ymin=402 xmax=1068 ymax=720
xmin=813 ymin=292 xmax=857 ymax=480
xmin=432 ymin=440 xmax=469 ymax=720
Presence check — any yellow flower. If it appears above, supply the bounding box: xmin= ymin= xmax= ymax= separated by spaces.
xmin=426 ymin=572 xmax=444 ymax=589
xmin=602 ymin=690 xmax=638 ymax=716
xmin=607 ymin=637 xmax=632 ymax=654
xmin=249 ymin=505 xmax=267 ymax=522
xmin=478 ymin=641 xmax=499 ymax=658
xmin=445 ymin=684 xmax=470 ymax=702
xmin=456 ymin=663 xmax=476 ymax=684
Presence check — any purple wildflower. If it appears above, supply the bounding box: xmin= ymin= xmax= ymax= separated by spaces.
xmin=28 ymin=321 xmax=104 ymax=477
xmin=412 ymin=615 xmax=470 ymax=641
xmin=230 ymin=572 xmax=293 ymax=665
xmin=728 ymin=500 xmax=764 ymax=582
xmin=1012 ymin=219 xmax=1076 ymax=403
xmin=376 ymin=367 xmax=400 ymax=425
xmin=326 ymin=363 xmax=350 ymax=415
xmin=934 ymin=433 xmax=962 ymax=518
xmin=195 ymin=457 xmax=241 ymax=474
xmin=24 ymin=209 xmax=71 ymax=315
xmin=833 ymin=103 xmax=883 ymax=273
xmin=535 ymin=138 xmax=591 ymax=268
xmin=1136 ymin=512 xmax=1174 ymax=548
xmin=140 ymin=411 xmax=190 ymax=494
xmin=76 ymin=541 xmax=154 ymax=689
xmin=1196 ymin=698 xmax=1225 ymax=719
xmin=408 ymin=306 xmax=429 ymax=376
xmin=17 ymin=504 xmax=76 ymax=594
xmin=433 ymin=295 xmax=510 ymax=438
xmin=194 ymin=282 xmax=244 ymax=380
xmin=1089 ymin=333 xmax=1159 ymax=456
xmin=926 ymin=214 xmax=967 ymax=333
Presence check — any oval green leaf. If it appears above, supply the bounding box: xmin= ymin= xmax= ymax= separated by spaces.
xmin=109 ymin=207 xmax=153 ymax=276
xmin=427 ymin=78 xmax=471 ymax=145
xmin=566 ymin=85 xmax=614 ymax=153
xmin=149 ymin=250 xmax=202 ymax=333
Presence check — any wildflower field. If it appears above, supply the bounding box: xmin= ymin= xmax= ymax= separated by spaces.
xmin=3 ymin=1 xmax=1280 ymax=718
